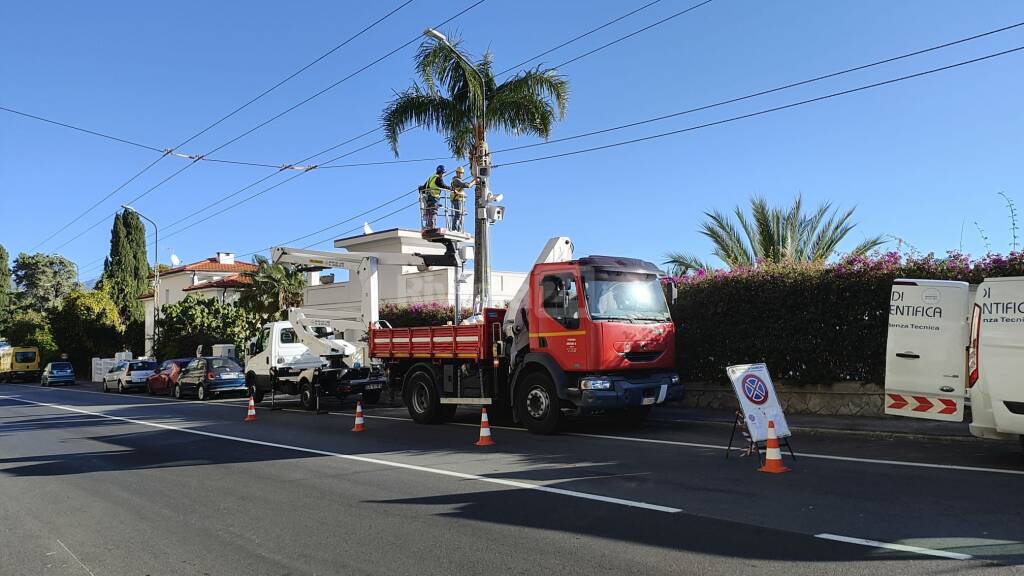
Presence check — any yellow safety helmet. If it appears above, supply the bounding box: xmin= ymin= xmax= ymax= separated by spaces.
xmin=455 ymin=166 xmax=465 ymax=174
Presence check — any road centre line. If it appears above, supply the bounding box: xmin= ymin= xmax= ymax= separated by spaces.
xmin=0 ymin=395 xmax=682 ymax=514
xmin=814 ymin=533 xmax=973 ymax=560
xmin=10 ymin=385 xmax=1024 ymax=477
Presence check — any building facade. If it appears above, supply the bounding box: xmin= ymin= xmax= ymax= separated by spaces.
xmin=303 ymin=229 xmax=526 ymax=343
xmin=139 ymin=252 xmax=256 ymax=356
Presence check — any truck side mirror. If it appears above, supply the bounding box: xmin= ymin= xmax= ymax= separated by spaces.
xmin=249 ymin=342 xmax=258 ymax=356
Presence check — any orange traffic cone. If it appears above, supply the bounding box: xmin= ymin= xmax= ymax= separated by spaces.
xmin=758 ymin=420 xmax=790 ymax=474
xmin=351 ymin=401 xmax=366 ymax=432
xmin=244 ymin=396 xmax=257 ymax=422
xmin=474 ymin=407 xmax=495 ymax=446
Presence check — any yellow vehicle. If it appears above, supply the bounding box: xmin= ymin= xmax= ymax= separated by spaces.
xmin=0 ymin=346 xmax=41 ymax=383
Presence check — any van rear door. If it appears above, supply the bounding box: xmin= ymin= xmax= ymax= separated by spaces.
xmin=885 ymin=279 xmax=970 ymax=421
xmin=974 ymin=277 xmax=1024 ymax=436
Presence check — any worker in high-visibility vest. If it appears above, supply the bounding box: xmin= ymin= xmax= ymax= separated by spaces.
xmin=449 ymin=166 xmax=476 ymax=233
xmin=420 ymin=164 xmax=451 ymax=230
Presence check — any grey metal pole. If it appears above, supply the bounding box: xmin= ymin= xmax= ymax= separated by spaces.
xmin=426 ymin=29 xmax=491 ymax=312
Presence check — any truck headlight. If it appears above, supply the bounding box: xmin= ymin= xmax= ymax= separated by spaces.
xmin=580 ymin=378 xmax=612 ymax=390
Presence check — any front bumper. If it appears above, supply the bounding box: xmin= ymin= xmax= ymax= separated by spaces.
xmin=565 ymin=372 xmax=682 ymax=414
xmin=208 ymin=380 xmax=248 ymax=395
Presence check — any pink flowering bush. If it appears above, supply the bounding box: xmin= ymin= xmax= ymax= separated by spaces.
xmin=379 ymin=302 xmax=475 ymax=327
xmin=670 ymin=251 xmax=1024 ymax=383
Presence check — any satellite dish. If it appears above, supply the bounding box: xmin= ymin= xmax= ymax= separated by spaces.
xmin=170 ymin=253 xmax=181 ymax=266
xmin=362 ymin=222 xmax=373 ymax=234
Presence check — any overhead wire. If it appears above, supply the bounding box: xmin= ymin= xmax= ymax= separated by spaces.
xmin=30 ymin=0 xmax=420 ymax=251
xmin=149 ymin=0 xmax=712 ymax=243
xmin=284 ymin=43 xmax=1024 ymax=252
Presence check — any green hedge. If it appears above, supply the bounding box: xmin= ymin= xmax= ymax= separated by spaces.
xmin=671 ymin=251 xmax=1024 ymax=384
xmin=379 ymin=302 xmax=474 ymax=328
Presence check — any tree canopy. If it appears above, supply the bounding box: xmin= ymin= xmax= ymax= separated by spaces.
xmin=49 ymin=289 xmax=124 ymax=373
xmin=154 ymin=295 xmax=259 ymax=360
xmin=11 ymin=252 xmax=79 ymax=313
xmin=237 ymin=255 xmax=305 ymax=325
xmin=666 ymin=196 xmax=886 ymax=273
xmin=98 ymin=210 xmax=150 ymax=325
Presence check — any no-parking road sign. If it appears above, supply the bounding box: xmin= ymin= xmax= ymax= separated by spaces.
xmin=726 ymin=363 xmax=790 ymax=443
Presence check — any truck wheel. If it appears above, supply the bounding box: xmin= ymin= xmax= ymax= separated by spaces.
xmin=362 ymin=390 xmax=382 ymax=404
xmin=246 ymin=373 xmax=265 ymax=403
xmin=518 ymin=371 xmax=561 ymax=435
xmin=300 ymin=381 xmax=317 ymax=411
xmin=440 ymin=404 xmax=458 ymax=421
xmin=404 ymin=370 xmax=441 ymax=424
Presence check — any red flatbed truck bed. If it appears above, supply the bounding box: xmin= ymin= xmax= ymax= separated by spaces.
xmin=369 ymin=309 xmax=505 ymax=362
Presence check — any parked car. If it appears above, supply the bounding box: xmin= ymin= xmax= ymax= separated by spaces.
xmin=146 ymin=358 xmax=191 ymax=396
xmin=41 ymin=362 xmax=76 ymax=386
xmin=102 ymin=359 xmax=158 ymax=393
xmin=175 ymin=356 xmax=247 ymax=400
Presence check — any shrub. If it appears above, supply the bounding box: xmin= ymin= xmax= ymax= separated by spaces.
xmin=671 ymin=251 xmax=1024 ymax=384
xmin=48 ymin=289 xmax=124 ymax=374
xmin=379 ymin=302 xmax=474 ymax=327
xmin=154 ymin=295 xmax=259 ymax=360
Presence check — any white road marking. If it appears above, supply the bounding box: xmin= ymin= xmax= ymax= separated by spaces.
xmin=57 ymin=539 xmax=97 ymax=576
xmin=10 ymin=385 xmax=1024 ymax=477
xmin=815 ymin=533 xmax=973 ymax=560
xmin=0 ymin=396 xmax=682 ymax=514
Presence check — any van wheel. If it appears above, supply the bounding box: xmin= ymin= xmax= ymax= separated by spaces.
xmin=300 ymin=381 xmax=317 ymax=411
xmin=404 ymin=370 xmax=441 ymax=424
xmin=518 ymin=371 xmax=561 ymax=435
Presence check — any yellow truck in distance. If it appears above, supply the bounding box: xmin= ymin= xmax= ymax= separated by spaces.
xmin=0 ymin=346 xmax=41 ymax=382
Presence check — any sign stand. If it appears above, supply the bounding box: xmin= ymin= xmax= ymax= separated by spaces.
xmin=726 ymin=412 xmax=797 ymax=464
xmin=724 ymin=363 xmax=796 ymax=466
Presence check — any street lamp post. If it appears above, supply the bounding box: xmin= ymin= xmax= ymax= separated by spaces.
xmin=122 ymin=205 xmax=159 ymax=355
xmin=423 ymin=28 xmax=493 ymax=311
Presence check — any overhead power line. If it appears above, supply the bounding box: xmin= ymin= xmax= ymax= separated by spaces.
xmin=154 ymin=0 xmax=711 ymax=239
xmin=0 ymin=106 xmax=165 ymax=152
xmin=30 ymin=0 xmax=420 ymax=251
xmin=266 ymin=42 xmax=1024 ymax=253
xmin=492 ymin=45 xmax=1024 ymax=168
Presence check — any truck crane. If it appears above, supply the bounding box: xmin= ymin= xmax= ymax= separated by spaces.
xmin=370 ymin=237 xmax=683 ymax=434
xmin=244 ymin=241 xmax=461 ymax=411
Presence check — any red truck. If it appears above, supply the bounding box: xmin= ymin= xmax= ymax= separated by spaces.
xmin=370 ymin=237 xmax=681 ymax=434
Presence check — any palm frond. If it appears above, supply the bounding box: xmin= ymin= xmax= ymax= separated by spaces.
xmin=663 ymin=252 xmax=712 ymax=275
xmin=381 ymin=87 xmax=460 ymax=157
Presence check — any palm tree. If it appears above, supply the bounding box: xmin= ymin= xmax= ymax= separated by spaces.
xmin=665 ymin=196 xmax=885 ymax=273
xmin=381 ymin=32 xmax=569 ymax=172
xmin=238 ymin=256 xmax=306 ymax=324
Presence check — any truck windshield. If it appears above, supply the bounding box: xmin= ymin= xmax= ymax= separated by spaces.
xmin=583 ymin=270 xmax=671 ymax=322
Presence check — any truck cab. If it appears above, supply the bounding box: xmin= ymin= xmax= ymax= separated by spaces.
xmin=512 ymin=255 xmax=680 ymax=432
xmin=245 ymin=321 xmax=385 ymax=409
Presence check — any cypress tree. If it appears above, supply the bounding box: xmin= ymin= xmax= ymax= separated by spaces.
xmin=100 ymin=212 xmax=150 ymax=327
xmin=0 ymin=244 xmax=11 ymax=331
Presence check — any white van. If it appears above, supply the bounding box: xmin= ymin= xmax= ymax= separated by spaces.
xmin=885 ymin=278 xmax=1024 ymax=445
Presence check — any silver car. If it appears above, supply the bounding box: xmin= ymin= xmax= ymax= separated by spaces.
xmin=41 ymin=361 xmax=76 ymax=386
xmin=103 ymin=360 xmax=157 ymax=393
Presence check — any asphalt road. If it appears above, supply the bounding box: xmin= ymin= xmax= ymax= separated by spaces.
xmin=1 ymin=382 xmax=1022 ymax=575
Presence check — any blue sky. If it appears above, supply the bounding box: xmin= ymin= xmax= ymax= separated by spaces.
xmin=2 ymin=0 xmax=1023 ymax=282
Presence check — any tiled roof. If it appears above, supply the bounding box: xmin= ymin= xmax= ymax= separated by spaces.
xmin=156 ymin=257 xmax=257 ymax=277
xmin=182 ymin=274 xmax=252 ymax=292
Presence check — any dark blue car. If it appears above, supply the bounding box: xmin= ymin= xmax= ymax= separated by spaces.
xmin=174 ymin=356 xmax=247 ymax=400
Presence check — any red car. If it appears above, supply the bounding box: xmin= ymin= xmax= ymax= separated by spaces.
xmin=146 ymin=358 xmax=191 ymax=396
